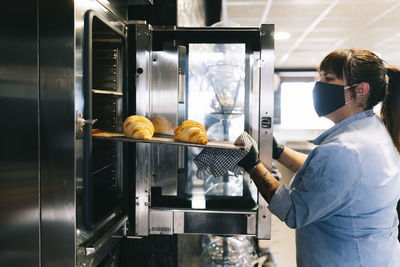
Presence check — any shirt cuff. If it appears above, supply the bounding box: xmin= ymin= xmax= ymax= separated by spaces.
xmin=269 ymin=184 xmax=292 ymax=221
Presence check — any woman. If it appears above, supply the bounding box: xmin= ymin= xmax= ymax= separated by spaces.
xmin=238 ymin=49 xmax=400 ymax=266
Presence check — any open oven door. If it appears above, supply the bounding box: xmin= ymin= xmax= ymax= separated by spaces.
xmin=76 ymin=12 xmax=130 ymax=267
xmin=82 ymin=10 xmax=128 ymax=231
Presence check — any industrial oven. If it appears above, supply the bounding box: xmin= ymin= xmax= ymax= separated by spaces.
xmin=1 ymin=0 xmax=274 ymax=266
xmin=78 ymin=17 xmax=274 ymax=266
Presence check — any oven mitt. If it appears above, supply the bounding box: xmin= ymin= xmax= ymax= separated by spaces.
xmin=193 ymin=132 xmax=258 ymax=179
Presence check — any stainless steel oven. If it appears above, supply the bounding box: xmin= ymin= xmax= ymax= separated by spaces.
xmin=1 ymin=0 xmax=274 ymax=266
xmin=77 ymin=19 xmax=275 ymax=266
xmin=132 ymin=25 xmax=275 ymax=239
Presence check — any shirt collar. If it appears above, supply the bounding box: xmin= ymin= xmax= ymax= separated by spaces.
xmin=312 ymin=110 xmax=375 ymax=145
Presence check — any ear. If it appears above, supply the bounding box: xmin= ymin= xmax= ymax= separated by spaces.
xmin=355 ymin=82 xmax=370 ymax=97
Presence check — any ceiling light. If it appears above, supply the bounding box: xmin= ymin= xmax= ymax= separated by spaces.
xmin=274 ymin=31 xmax=291 ymax=40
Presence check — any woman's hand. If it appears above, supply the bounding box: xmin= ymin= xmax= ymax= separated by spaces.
xmin=237 ymin=146 xmax=260 ymax=174
xmin=273 ymin=137 xmax=284 ymax=160
xmin=238 ymin=136 xmax=284 ymax=173
xmin=236 ymin=139 xmax=282 ymax=203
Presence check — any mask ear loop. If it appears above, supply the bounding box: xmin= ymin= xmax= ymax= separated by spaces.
xmin=344 ymin=83 xmax=359 ymax=104
xmin=344 ymin=83 xmax=359 ymax=90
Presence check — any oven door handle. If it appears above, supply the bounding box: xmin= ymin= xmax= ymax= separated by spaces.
xmin=82 ymin=10 xmax=95 ymax=230
xmin=76 ymin=111 xmax=97 ymax=133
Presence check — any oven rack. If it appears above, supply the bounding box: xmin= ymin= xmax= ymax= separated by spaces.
xmin=92 ymin=89 xmax=123 ymax=96
xmin=92 ymin=132 xmax=244 ymax=150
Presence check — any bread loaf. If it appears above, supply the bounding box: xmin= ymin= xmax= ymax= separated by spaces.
xmin=123 ymin=115 xmax=154 ymax=140
xmin=174 ymin=120 xmax=208 ymax=145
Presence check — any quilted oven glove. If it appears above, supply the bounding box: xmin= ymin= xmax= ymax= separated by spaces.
xmin=193 ymin=132 xmax=259 ymax=179
xmin=237 ymin=146 xmax=260 ymax=173
xmin=273 ymin=137 xmax=284 ymax=160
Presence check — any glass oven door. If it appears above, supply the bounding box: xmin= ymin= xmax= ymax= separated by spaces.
xmin=82 ymin=11 xmax=126 ymax=230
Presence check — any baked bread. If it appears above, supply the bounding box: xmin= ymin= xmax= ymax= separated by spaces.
xmin=174 ymin=120 xmax=208 ymax=145
xmin=123 ymin=115 xmax=154 ymax=140
xmin=151 ymin=116 xmax=174 ymax=135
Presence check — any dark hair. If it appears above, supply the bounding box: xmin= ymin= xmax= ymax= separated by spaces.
xmin=381 ymin=66 xmax=400 ymax=153
xmin=319 ymin=49 xmax=400 ymax=153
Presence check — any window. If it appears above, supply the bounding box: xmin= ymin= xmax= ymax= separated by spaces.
xmin=279 ymin=82 xmax=333 ymax=129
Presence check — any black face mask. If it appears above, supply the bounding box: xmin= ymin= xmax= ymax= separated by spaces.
xmin=312 ymin=81 xmax=355 ymax=117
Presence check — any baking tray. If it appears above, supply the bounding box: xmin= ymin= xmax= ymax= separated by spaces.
xmin=92 ymin=132 xmax=243 ymax=150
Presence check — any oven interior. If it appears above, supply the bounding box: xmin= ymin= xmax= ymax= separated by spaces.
xmin=148 ymin=38 xmax=259 ymax=211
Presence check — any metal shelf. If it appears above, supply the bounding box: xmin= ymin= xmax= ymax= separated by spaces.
xmin=92 ymin=132 xmax=243 ymax=150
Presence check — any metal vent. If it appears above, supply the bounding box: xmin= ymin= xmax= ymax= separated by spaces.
xmin=151 ymin=227 xmax=171 ymax=232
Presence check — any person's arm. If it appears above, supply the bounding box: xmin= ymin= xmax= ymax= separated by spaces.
xmin=273 ymin=137 xmax=307 ymax=173
xmin=249 ymin=163 xmax=280 ymax=203
xmin=237 ymin=146 xmax=281 ymax=203
xmin=241 ymin=144 xmax=360 ymax=228
xmin=276 ymin=146 xmax=308 ymax=173
xmin=238 ymin=139 xmax=307 ymax=203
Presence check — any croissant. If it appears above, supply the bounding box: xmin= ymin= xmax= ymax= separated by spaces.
xmin=151 ymin=116 xmax=174 ymax=135
xmin=123 ymin=115 xmax=154 ymax=140
xmin=174 ymin=120 xmax=208 ymax=145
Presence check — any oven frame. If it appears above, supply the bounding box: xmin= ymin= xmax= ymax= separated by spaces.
xmin=133 ymin=24 xmax=275 ymax=239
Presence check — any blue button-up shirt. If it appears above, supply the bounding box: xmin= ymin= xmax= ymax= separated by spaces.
xmin=269 ymin=110 xmax=400 ymax=267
